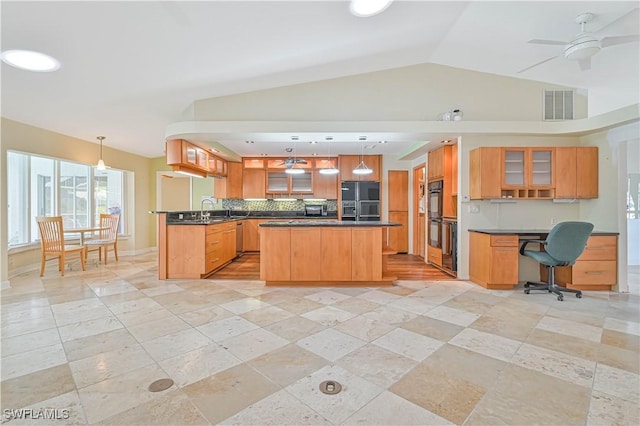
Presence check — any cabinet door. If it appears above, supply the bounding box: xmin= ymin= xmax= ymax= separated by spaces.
xmin=428 ymin=148 xmax=444 ymax=181
xmin=222 ymin=223 xmax=236 ymax=263
xmin=554 ymin=147 xmax=577 ymax=198
xmin=490 ymin=246 xmax=518 ymax=284
xmin=576 ymin=147 xmax=598 ymax=198
xmin=361 ymin=155 xmax=381 ymax=181
xmin=321 ymin=228 xmax=352 ymax=280
xmin=291 ymin=228 xmax=322 ymax=280
xmin=469 ymin=148 xmax=502 ymax=199
xmin=243 ymin=219 xmax=261 ymax=251
xmin=260 ymin=228 xmax=291 ymax=281
xmin=291 ymin=172 xmax=312 ymax=193
xmin=243 ymin=169 xmax=266 ymax=198
xmin=351 ymin=228 xmax=382 ymax=280
xmin=388 ymin=211 xmax=408 ymax=253
xmin=313 ymin=170 xmax=338 ymax=199
xmin=226 ymin=162 xmax=243 ymax=199
xmin=388 ymin=170 xmax=408 ymax=211
xmin=451 ymin=143 xmax=458 ymax=196
xmin=502 ymin=148 xmax=526 ymax=188
xmin=529 ymin=148 xmax=554 ymax=188
xmin=266 ymin=171 xmax=289 ymax=193
xmin=339 ymin=155 xmax=360 ymax=181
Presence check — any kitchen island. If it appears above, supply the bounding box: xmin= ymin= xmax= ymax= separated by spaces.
xmin=259 ymin=221 xmax=400 ymax=286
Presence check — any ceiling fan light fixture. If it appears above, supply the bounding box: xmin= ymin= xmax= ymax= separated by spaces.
xmin=319 ymin=167 xmax=339 ymax=175
xmin=285 ymin=167 xmax=305 ymax=175
xmin=349 ymin=0 xmax=393 ymax=17
xmin=565 ymin=39 xmax=601 ymax=60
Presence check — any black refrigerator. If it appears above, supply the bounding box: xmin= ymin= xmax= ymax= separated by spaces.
xmin=341 ymin=181 xmax=380 ymax=221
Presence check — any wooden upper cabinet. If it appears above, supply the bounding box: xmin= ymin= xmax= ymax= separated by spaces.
xmin=451 ymin=143 xmax=458 ymax=196
xmin=339 ymin=155 xmax=381 ymax=181
xmin=501 ymin=148 xmax=526 ymax=189
xmin=166 ymin=139 xmax=209 ymax=174
xmin=207 ymin=155 xmax=227 ymax=177
xmin=313 ymin=170 xmax=338 ymax=199
xmin=502 ymin=147 xmax=554 ymax=189
xmin=214 ymin=162 xmax=243 ymax=199
xmin=428 ymin=148 xmax=445 ymax=181
xmin=469 ymin=147 xmax=502 ymax=200
xmin=555 ymin=146 xmax=598 ymax=199
xmin=388 ymin=170 xmax=408 ymax=211
xmin=242 ymin=169 xmax=266 ymax=198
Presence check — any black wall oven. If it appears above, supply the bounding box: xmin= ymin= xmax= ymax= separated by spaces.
xmin=428 ymin=180 xmax=443 ymax=249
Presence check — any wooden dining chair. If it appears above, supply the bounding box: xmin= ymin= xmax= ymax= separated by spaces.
xmin=85 ymin=214 xmax=120 ymax=264
xmin=36 ymin=216 xmax=86 ymax=277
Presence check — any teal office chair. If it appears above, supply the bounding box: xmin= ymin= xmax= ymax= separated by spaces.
xmin=520 ymin=221 xmax=594 ymax=301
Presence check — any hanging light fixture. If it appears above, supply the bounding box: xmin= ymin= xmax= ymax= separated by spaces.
xmin=350 ymin=0 xmax=394 ymax=17
xmin=284 ymin=139 xmax=305 ymax=175
xmin=352 ymin=139 xmax=373 ymax=175
xmin=319 ymin=140 xmax=339 ymax=175
xmin=96 ymin=136 xmax=107 ymax=170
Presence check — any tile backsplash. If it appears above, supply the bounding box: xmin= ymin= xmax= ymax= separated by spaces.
xmin=222 ymin=199 xmax=337 ymax=212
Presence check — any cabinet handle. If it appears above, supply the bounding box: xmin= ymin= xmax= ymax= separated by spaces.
xmin=587 ymin=247 xmax=606 ymax=250
xmin=495 ymin=247 xmax=515 ymax=251
xmin=494 ymin=239 xmax=514 ymax=243
xmin=585 ymin=271 xmax=605 ymax=275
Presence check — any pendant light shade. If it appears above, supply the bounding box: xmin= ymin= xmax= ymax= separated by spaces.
xmin=319 ymin=140 xmax=339 ymax=175
xmin=96 ymin=136 xmax=107 ymax=170
xmin=352 ymin=138 xmax=373 ymax=175
xmin=285 ymin=166 xmax=305 ymax=175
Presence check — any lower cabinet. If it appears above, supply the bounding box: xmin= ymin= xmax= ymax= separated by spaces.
xmin=551 ymin=235 xmax=617 ymax=290
xmin=388 ymin=211 xmax=409 ymax=253
xmin=167 ymin=222 xmax=237 ymax=279
xmin=469 ymin=232 xmax=519 ymax=289
xmin=260 ymin=227 xmax=382 ymax=282
xmin=427 ymin=246 xmax=442 ymax=267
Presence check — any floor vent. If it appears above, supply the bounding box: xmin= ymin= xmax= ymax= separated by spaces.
xmin=543 ymin=90 xmax=574 ymax=121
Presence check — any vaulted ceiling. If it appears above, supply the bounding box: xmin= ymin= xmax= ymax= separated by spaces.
xmin=2 ymin=1 xmax=638 ymax=158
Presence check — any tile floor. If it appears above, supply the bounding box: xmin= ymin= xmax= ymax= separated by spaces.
xmin=1 ymin=252 xmax=639 ymax=425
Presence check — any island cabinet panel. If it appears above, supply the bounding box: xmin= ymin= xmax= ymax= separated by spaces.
xmin=260 ymin=228 xmax=291 ymax=281
xmin=206 ymin=226 xmax=223 ymax=272
xmin=351 ymin=228 xmax=382 ymax=280
xmin=167 ymin=226 xmax=205 ymax=277
xmin=291 ymin=228 xmax=322 ymax=280
xmin=321 ymin=228 xmax=352 ymax=280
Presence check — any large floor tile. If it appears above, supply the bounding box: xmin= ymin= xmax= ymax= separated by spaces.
xmin=336 ymin=343 xmax=418 ymax=388
xmin=141 ymin=328 xmax=211 ymax=361
xmin=593 ymin=363 xmax=640 ymax=402
xmin=587 ymin=390 xmax=640 ymax=426
xmin=1 ymin=328 xmax=61 ymax=358
xmin=221 ymin=327 xmax=289 ymax=361
xmin=1 ymin=364 xmax=76 ymax=410
xmin=182 ymin=364 xmax=280 ymax=425
xmin=297 ymin=328 xmax=366 ymax=362
xmin=372 ymin=328 xmax=443 ymax=362
xmin=247 ymin=344 xmax=328 ymax=387
xmin=1 ymin=343 xmax=67 ymax=381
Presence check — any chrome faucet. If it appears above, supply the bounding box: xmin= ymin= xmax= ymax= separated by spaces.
xmin=201 ymin=198 xmax=215 ymax=220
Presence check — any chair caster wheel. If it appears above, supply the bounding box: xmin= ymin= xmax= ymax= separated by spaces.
xmin=557 ymin=296 xmax=564 ymax=301
xmin=524 ymin=289 xmax=530 ymax=294
xmin=576 ymin=293 xmax=582 ymax=299
xmin=524 ymin=283 xmax=530 ymax=288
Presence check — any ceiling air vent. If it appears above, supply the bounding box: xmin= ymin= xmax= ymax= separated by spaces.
xmin=543 ymin=90 xmax=574 ymax=121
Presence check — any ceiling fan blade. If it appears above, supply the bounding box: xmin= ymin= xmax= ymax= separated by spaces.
xmin=601 ymin=34 xmax=640 ymax=47
xmin=517 ymin=55 xmax=560 ymax=74
xmin=594 ymin=7 xmax=639 ymax=35
xmin=528 ymin=39 xmax=567 ymax=46
xmin=578 ymin=57 xmax=591 ymax=71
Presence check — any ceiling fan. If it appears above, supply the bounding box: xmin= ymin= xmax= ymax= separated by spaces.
xmin=518 ymin=8 xmax=639 ymax=73
xmin=277 ymin=148 xmax=308 ymax=168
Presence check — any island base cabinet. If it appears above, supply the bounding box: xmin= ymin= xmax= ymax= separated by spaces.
xmin=260 ymin=228 xmax=291 ymax=281
xmin=351 ymin=228 xmax=382 ymax=281
xmin=291 ymin=228 xmax=322 ymax=281
xmin=320 ymin=228 xmax=352 ymax=281
xmin=469 ymin=232 xmax=518 ymax=289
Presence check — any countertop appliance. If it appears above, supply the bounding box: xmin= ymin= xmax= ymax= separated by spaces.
xmin=341 ymin=181 xmax=380 ymax=221
xmin=305 ymin=205 xmax=323 ymax=216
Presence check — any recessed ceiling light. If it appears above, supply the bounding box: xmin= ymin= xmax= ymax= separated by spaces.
xmin=325 ymin=136 xmax=333 ymax=141
xmin=358 ymin=136 xmax=367 ymax=141
xmin=291 ymin=136 xmax=299 ymax=141
xmin=350 ymin=0 xmax=394 ymax=17
xmin=1 ymin=49 xmax=60 ymax=72
xmin=311 ymin=153 xmax=319 ymax=156
xmin=379 ymin=140 xmax=387 ymax=144
xmin=245 ymin=140 xmax=254 ymax=144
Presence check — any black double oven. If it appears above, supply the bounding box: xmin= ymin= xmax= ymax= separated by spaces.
xmin=428 ymin=180 xmax=457 ymax=273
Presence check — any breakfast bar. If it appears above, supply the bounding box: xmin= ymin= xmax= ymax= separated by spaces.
xmin=259 ymin=220 xmax=400 ymax=286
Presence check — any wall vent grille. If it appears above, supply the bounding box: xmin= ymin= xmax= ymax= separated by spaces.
xmin=543 ymin=90 xmax=574 ymax=121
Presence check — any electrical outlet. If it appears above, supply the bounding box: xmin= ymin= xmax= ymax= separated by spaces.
xmin=462 ymin=195 xmax=470 ymax=202
xmin=468 ymin=205 xmax=480 ymax=213
xmin=551 ymin=217 xmax=558 ymax=225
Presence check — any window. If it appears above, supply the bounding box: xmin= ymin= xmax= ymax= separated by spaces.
xmin=7 ymin=151 xmax=127 ymax=247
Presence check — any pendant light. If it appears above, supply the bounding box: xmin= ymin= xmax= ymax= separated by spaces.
xmin=319 ymin=140 xmax=339 ymax=175
xmin=352 ymin=138 xmax=373 ymax=175
xmin=96 ymin=136 xmax=107 ymax=170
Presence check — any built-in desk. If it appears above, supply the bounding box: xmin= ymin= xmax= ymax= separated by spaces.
xmin=469 ymin=229 xmax=619 ymax=290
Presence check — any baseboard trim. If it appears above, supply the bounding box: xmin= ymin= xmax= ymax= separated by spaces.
xmin=1 ymin=280 xmax=11 ymax=290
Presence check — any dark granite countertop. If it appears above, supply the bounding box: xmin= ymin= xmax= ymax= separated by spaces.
xmin=260 ymin=221 xmax=400 ymax=227
xmin=469 ymin=229 xmax=619 ymax=236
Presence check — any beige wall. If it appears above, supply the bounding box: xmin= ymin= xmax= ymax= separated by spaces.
xmin=194 ymin=63 xmax=588 ymax=122
xmin=2 ymin=118 xmax=158 ymax=279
